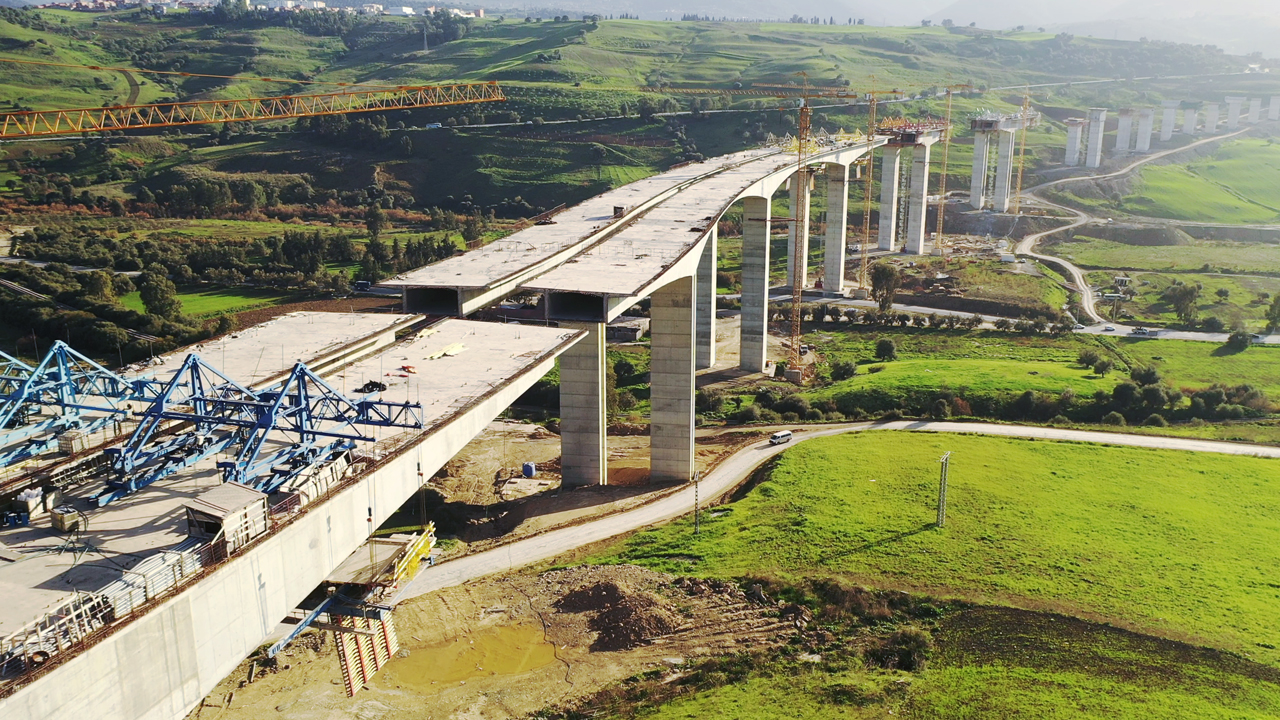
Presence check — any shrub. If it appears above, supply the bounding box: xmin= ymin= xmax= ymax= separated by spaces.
xmin=867 ymin=365 xmax=885 ymax=374
xmin=1217 ymin=403 xmax=1247 ymax=419
xmin=804 ymin=408 xmax=824 ymax=421
xmin=1201 ymin=316 xmax=1225 ymax=332
xmin=874 ymin=338 xmax=898 ymax=361
xmin=1077 ymin=349 xmax=1101 ymax=367
xmin=1102 ymin=411 xmax=1126 ymax=426
xmin=1142 ymin=413 xmax=1169 ymax=427
xmin=1049 ymin=414 xmax=1071 ymax=425
xmin=731 ymin=405 xmax=761 ymax=424
xmin=775 ymin=394 xmax=811 ymax=416
xmin=781 ymin=411 xmax=800 ymax=422
xmin=930 ymin=398 xmax=950 ymax=418
xmin=1093 ymin=358 xmax=1114 ymax=376
xmin=866 ymin=627 xmax=932 ymax=671
xmin=831 ymin=360 xmax=858 ymax=381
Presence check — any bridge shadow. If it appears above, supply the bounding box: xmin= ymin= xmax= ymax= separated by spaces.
xmin=816 ymin=522 xmax=936 ymax=565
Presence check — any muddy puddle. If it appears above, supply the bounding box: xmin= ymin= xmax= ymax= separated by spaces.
xmin=380 ymin=623 xmax=557 ymax=692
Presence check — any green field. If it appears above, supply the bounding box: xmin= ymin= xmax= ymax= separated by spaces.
xmin=595 ymin=432 xmax=1280 ymax=667
xmin=1053 ymin=235 xmax=1280 ymax=274
xmin=1101 ymin=138 xmax=1280 ymax=224
xmin=1092 ymin=271 xmax=1280 ymax=329
xmin=1121 ymin=337 xmax=1280 ymax=396
xmin=119 ymin=286 xmax=290 ymax=318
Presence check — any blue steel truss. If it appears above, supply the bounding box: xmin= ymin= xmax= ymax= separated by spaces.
xmin=99 ymin=357 xmax=423 ymax=503
xmin=97 ymin=354 xmax=260 ymax=506
xmin=0 ymin=341 xmax=151 ymax=467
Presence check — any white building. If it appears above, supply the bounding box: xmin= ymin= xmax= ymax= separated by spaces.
xmin=386 ymin=5 xmax=414 ymax=14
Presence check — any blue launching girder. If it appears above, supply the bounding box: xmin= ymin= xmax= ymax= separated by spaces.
xmin=0 ymin=341 xmax=154 ymax=468
xmin=96 ymin=354 xmax=261 ymax=507
xmin=99 ymin=357 xmax=423 ymax=504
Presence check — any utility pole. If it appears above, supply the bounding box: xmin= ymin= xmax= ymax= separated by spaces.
xmin=936 ymin=452 xmax=951 ymax=528
xmin=693 ymin=471 xmax=700 ymax=534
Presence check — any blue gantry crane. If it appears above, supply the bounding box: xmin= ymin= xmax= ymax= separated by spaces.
xmin=0 ymin=341 xmax=153 ymax=468
xmin=98 ymin=356 xmax=423 ymax=505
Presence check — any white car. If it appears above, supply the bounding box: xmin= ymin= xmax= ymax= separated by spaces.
xmin=1073 ymin=324 xmax=1085 ymax=330
xmin=1104 ymin=325 xmax=1116 ymax=332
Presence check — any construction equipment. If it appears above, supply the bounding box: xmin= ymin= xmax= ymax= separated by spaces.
xmin=1012 ymin=91 xmax=1034 ymax=215
xmin=0 ymin=57 xmax=505 ymax=138
xmin=934 ymin=84 xmax=975 ymax=249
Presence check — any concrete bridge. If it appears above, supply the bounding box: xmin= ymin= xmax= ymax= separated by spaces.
xmin=0 ymin=130 xmax=949 ymax=720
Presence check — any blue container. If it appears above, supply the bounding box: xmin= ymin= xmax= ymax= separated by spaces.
xmin=522 ymin=462 xmax=537 ymax=478
xmin=14 ymin=513 xmax=28 ymax=527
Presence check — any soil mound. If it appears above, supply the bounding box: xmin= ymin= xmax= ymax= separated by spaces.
xmin=555 ymin=580 xmax=683 ymax=651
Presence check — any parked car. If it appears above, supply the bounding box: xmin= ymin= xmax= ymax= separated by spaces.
xmin=1104 ymin=325 xmax=1116 ymax=332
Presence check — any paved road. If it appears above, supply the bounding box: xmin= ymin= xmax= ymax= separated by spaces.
xmin=393 ymin=420 xmax=1280 ymax=604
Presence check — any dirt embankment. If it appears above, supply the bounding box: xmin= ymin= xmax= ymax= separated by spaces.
xmin=188 ymin=566 xmax=794 ymax=720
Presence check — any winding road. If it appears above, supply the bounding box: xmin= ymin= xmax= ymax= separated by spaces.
xmin=393 ymin=420 xmax=1280 ymax=605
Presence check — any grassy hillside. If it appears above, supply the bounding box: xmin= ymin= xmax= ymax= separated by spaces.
xmin=1052 ymin=234 xmax=1280 ymax=274
xmin=593 ymin=432 xmax=1280 ymax=667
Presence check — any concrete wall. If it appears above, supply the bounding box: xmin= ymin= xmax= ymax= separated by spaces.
xmin=0 ymin=351 xmax=568 ymax=720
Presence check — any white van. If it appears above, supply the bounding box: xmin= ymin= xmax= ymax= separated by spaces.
xmin=769 ymin=430 xmax=793 ymax=445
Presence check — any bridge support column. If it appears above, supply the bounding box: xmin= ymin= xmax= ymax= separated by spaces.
xmin=650 ymin=275 xmax=695 ymax=483
xmin=739 ymin=196 xmax=770 ymax=373
xmin=1085 ymin=108 xmax=1107 ymax=168
xmin=904 ymin=142 xmax=933 ymax=255
xmin=1114 ymin=109 xmax=1133 ymax=154
xmin=1136 ymin=108 xmax=1154 ymax=153
xmin=786 ymin=171 xmax=811 ymax=289
xmin=1226 ymin=96 xmax=1244 ymax=131
xmin=823 ymin=163 xmax=849 ymax=296
xmin=696 ymin=227 xmax=717 ymax=369
xmin=877 ymin=147 xmax=902 ymax=250
xmin=970 ymin=130 xmax=990 ymax=208
xmin=559 ymin=322 xmax=606 ymax=486
xmin=1161 ymin=101 xmax=1178 ymax=141
xmin=1204 ymin=103 xmax=1220 ymax=133
xmin=992 ymin=130 xmax=1016 ymax=212
xmin=1183 ymin=107 xmax=1197 ymax=135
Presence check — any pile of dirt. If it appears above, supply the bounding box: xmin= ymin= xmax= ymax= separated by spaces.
xmin=555 ymin=580 xmax=683 ymax=651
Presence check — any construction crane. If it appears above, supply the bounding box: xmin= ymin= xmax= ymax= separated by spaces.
xmin=0 ymin=57 xmax=505 ymax=138
xmin=1012 ymin=91 xmax=1034 ymax=215
xmin=933 ymin=84 xmax=975 ymax=250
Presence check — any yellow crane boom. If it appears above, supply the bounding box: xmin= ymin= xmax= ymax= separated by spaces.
xmin=0 ymin=82 xmax=505 ymax=138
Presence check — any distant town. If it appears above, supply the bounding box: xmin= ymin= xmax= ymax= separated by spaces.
xmin=29 ymin=0 xmax=483 ymax=17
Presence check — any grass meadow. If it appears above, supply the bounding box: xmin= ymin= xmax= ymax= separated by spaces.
xmin=119 ymin=286 xmax=290 ymax=318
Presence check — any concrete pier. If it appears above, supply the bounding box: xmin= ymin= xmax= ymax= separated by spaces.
xmin=1270 ymin=97 xmax=1280 ymax=121
xmin=877 ymin=147 xmax=903 ymax=250
xmin=823 ymin=163 xmax=849 ymax=295
xmin=1205 ymin=102 xmax=1220 ymax=133
xmin=1161 ymin=101 xmax=1178 ymax=142
xmin=904 ymin=141 xmax=934 ymax=255
xmin=1250 ymin=98 xmax=1262 ymax=124
xmin=1226 ymin=96 xmax=1244 ymax=131
xmin=1114 ymin=109 xmax=1133 ymax=154
xmin=992 ymin=130 xmax=1016 ymax=212
xmin=1065 ymin=119 xmax=1085 ymax=166
xmin=1135 ymin=108 xmax=1155 ymax=153
xmin=695 ymin=227 xmax=716 ymax=369
xmin=559 ymin=322 xmax=606 ymax=486
xmin=785 ymin=171 xmax=811 ymax=290
xmin=1182 ymin=107 xmax=1197 ymax=135
xmin=970 ymin=130 xmax=990 ymax=208
xmin=649 ymin=276 xmax=695 ymax=483
xmin=739 ymin=195 xmax=770 ymax=372
xmin=1086 ymin=108 xmax=1107 ymax=168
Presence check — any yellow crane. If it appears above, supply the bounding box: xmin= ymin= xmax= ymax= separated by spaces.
xmin=0 ymin=57 xmax=504 ymax=138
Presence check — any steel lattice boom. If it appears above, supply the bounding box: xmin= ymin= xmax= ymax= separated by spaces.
xmin=0 ymin=82 xmax=505 ymax=138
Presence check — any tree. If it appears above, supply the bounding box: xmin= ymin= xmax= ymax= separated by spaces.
xmin=1215 ymin=287 xmax=1230 ymax=302
xmin=1093 ymin=358 xmax=1114 ymax=376
xmin=1162 ymin=282 xmax=1201 ymax=324
xmin=875 ymin=338 xmax=897 ymax=361
xmin=83 ymin=270 xmax=116 ymax=301
xmin=138 ymin=264 xmax=182 ymax=320
xmin=462 ymin=214 xmax=483 ymax=246
xmin=215 ymin=314 xmax=237 ymax=335
xmin=1225 ymin=329 xmax=1252 ymax=351
xmin=1077 ymin=349 xmax=1101 ymax=367
xmin=831 ymin=360 xmax=858 ymax=381
xmin=930 ymin=398 xmax=951 ymax=418
xmin=869 ymin=262 xmax=900 ymax=312
xmin=1266 ymin=294 xmax=1280 ymax=331
xmin=365 ymin=203 xmax=387 ymax=241
xmin=1102 ymin=411 xmax=1126 ymax=426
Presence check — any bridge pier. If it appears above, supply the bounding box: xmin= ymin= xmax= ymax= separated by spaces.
xmin=559 ymin=322 xmax=607 ymax=486
xmin=739 ymin=196 xmax=770 ymax=373
xmin=877 ymin=147 xmax=903 ymax=250
xmin=992 ymin=130 xmax=1016 ymax=212
xmin=650 ymin=276 xmax=695 ymax=482
xmin=696 ymin=227 xmax=717 ymax=369
xmin=904 ymin=140 xmax=935 ymax=255
xmin=970 ymin=130 xmax=991 ymax=208
xmin=785 ymin=171 xmax=811 ymax=289
xmin=823 ymin=163 xmax=849 ymax=295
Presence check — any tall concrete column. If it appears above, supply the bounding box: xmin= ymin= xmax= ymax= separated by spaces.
xmin=1135 ymin=108 xmax=1155 ymax=153
xmin=559 ymin=322 xmax=606 ymax=487
xmin=1158 ymin=101 xmax=1176 ymax=142
xmin=649 ymin=275 xmax=694 ymax=483
xmin=877 ymin=146 xmax=902 ymax=250
xmin=1270 ymin=97 xmax=1280 ymax=121
xmin=785 ymin=171 xmax=811 ymax=290
xmin=1086 ymin=108 xmax=1107 ymax=168
xmin=904 ymin=141 xmax=933 ymax=255
xmin=1114 ymin=109 xmax=1133 ymax=154
xmin=992 ymin=130 xmax=1016 ymax=212
xmin=1182 ymin=107 xmax=1197 ymax=135
xmin=823 ymin=163 xmax=849 ymax=295
xmin=1226 ymin=96 xmax=1244 ymax=130
xmin=970 ymin=131 xmax=990 ymax=208
xmin=1205 ymin=103 xmax=1220 ymax=133
xmin=739 ymin=195 xmax=770 ymax=373
xmin=695 ymin=227 xmax=716 ymax=369
xmin=1249 ymin=98 xmax=1262 ymax=124
xmin=1065 ymin=119 xmax=1085 ymax=166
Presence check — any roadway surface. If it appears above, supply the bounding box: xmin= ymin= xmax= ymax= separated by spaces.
xmin=393 ymin=420 xmax=1280 ymax=604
